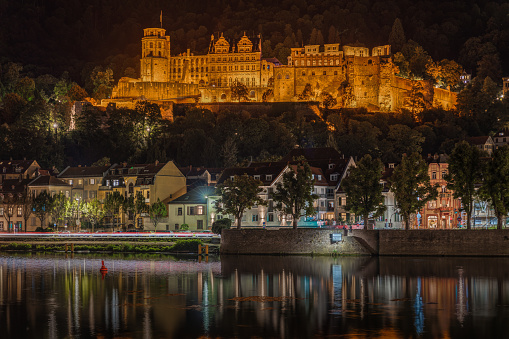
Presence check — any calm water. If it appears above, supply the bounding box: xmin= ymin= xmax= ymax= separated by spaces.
xmin=1 ymin=253 xmax=509 ymax=339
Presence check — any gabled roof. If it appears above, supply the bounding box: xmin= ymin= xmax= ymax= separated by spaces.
xmin=0 ymin=160 xmax=39 ymax=175
xmin=29 ymin=175 xmax=71 ymax=187
xmin=426 ymin=154 xmax=449 ymax=164
xmin=179 ymin=166 xmax=208 ymax=177
xmin=217 ymin=164 xmax=287 ymax=186
xmin=467 ymin=136 xmax=492 ymax=145
xmin=58 ymin=165 xmax=111 ymax=178
xmin=0 ymin=179 xmax=31 ymax=195
xmin=169 ymin=186 xmax=216 ymax=204
xmin=494 ymin=128 xmax=509 ymax=138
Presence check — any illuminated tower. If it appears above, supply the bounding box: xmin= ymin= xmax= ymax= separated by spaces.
xmin=140 ymin=28 xmax=170 ymax=82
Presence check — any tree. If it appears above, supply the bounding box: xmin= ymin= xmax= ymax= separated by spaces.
xmin=123 ymin=191 xmax=147 ymax=229
xmin=91 ymin=67 xmax=113 ymax=100
xmin=149 ymin=198 xmax=167 ymax=231
xmin=0 ymin=193 xmax=17 ymax=232
xmin=50 ymin=193 xmax=67 ymax=229
xmin=341 ymin=155 xmax=386 ymax=230
xmin=321 ymin=91 xmax=337 ymax=110
xmin=230 ymin=80 xmax=249 ymax=102
xmin=272 ymin=163 xmax=317 ymax=229
xmin=32 ymin=191 xmax=52 ymax=229
xmin=445 ymin=141 xmax=484 ymax=230
xmin=403 ymin=81 xmax=428 ymax=119
xmin=81 ymin=198 xmax=105 ymax=233
xmin=104 ymin=191 xmax=124 ymax=231
xmin=215 ymin=174 xmax=265 ymax=229
xmin=388 ymin=18 xmax=406 ymax=52
xmin=298 ymin=83 xmax=313 ymax=101
xmin=262 ymin=88 xmax=274 ymax=102
xmin=390 ymin=152 xmax=438 ymax=230
xmin=19 ymin=192 xmax=33 ymax=232
xmin=479 ymin=146 xmax=509 ymax=229
xmin=211 ymin=218 xmax=231 ymax=235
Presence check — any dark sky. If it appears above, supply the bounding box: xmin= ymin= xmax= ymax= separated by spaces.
xmin=0 ymin=0 xmax=508 ymax=82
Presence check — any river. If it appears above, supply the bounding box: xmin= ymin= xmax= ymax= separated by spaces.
xmin=0 ymin=253 xmax=508 ymax=338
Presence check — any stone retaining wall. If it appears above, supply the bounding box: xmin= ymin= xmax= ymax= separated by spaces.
xmin=221 ymin=229 xmax=509 ymax=256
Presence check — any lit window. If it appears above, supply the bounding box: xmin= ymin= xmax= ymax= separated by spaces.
xmin=197 ymin=206 xmax=204 ymax=215
xmin=90 ymin=179 xmax=95 ymax=185
xmin=252 ymin=214 xmax=259 ymax=222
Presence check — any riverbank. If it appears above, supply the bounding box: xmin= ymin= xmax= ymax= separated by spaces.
xmin=0 ymin=237 xmax=219 ymax=254
xmin=220 ymin=229 xmax=509 ymax=256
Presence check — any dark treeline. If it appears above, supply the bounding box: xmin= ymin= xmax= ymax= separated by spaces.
xmin=0 ymin=0 xmax=508 ymax=85
xmin=1 ymin=68 xmax=508 ymax=169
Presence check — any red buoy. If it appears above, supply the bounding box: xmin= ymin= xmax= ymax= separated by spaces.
xmin=100 ymin=260 xmax=108 ymax=279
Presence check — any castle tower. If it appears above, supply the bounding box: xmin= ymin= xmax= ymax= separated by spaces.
xmin=141 ymin=28 xmax=170 ymax=82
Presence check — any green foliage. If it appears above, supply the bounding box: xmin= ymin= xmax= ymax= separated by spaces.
xmin=149 ymin=198 xmax=168 ymax=230
xmin=170 ymin=239 xmax=202 ymax=252
xmin=180 ymin=224 xmax=189 ymax=231
xmin=212 ymin=218 xmax=231 ymax=234
xmin=388 ymin=18 xmax=406 ymax=52
xmin=32 ymin=191 xmax=52 ymax=229
xmin=272 ymin=162 xmax=317 ymax=229
xmin=341 ymin=155 xmax=386 ymax=230
xmin=215 ymin=174 xmax=266 ymax=229
xmin=479 ymin=146 xmax=509 ymax=229
xmin=390 ymin=152 xmax=438 ymax=230
xmin=230 ymin=80 xmax=249 ymax=102
xmin=445 ymin=141 xmax=484 ymax=229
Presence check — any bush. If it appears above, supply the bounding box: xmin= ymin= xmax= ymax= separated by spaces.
xmin=180 ymin=223 xmax=189 ymax=231
xmin=212 ymin=218 xmax=231 ymax=235
xmin=170 ymin=239 xmax=202 ymax=252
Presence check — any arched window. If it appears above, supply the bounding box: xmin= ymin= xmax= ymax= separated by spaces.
xmin=128 ymin=183 xmax=134 ymax=194
xmin=285 ymin=74 xmax=290 ymax=79
xmin=277 ymin=74 xmax=282 ymax=80
xmin=150 ymin=42 xmax=153 ymax=48
xmin=250 ymin=90 xmax=255 ymax=98
xmin=221 ymin=93 xmax=227 ymax=100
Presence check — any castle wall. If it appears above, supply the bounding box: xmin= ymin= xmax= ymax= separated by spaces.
xmin=433 ymin=87 xmax=457 ymax=109
xmin=113 ymin=80 xmax=200 ymax=100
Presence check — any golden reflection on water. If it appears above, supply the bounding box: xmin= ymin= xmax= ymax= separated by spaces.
xmin=0 ymin=254 xmax=508 ymax=338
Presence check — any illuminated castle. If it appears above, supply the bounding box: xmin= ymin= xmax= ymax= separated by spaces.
xmin=110 ymin=27 xmax=456 ymax=111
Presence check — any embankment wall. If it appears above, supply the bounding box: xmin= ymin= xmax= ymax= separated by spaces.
xmin=221 ymin=229 xmax=509 ymax=256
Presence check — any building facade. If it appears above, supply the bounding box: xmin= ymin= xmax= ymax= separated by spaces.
xmin=110 ymin=27 xmax=457 ymax=111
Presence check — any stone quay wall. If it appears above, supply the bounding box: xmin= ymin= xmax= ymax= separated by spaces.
xmin=221 ymin=229 xmax=509 ymax=256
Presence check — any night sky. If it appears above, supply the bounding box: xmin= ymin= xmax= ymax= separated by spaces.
xmin=1 ymin=0 xmax=508 ymax=84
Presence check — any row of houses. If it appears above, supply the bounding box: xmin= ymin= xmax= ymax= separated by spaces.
xmin=0 ymin=140 xmax=502 ymax=232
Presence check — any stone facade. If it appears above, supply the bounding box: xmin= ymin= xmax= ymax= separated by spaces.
xmin=111 ymin=27 xmax=457 ymax=111
xmin=221 ymin=229 xmax=509 ymax=256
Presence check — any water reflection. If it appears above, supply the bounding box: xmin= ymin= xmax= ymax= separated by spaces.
xmin=1 ymin=253 xmax=509 ymax=338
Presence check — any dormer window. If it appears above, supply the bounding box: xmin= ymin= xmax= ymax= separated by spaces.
xmin=328 ymin=164 xmax=335 ymax=169
xmin=330 ymin=174 xmax=338 ymax=181
xmin=317 ymin=175 xmax=322 ymax=181
xmin=230 ymin=176 xmax=234 ymax=181
xmin=389 ymin=163 xmax=395 ymax=169
xmin=266 ymin=175 xmax=272 ymax=181
xmin=254 ymin=175 xmax=260 ymax=180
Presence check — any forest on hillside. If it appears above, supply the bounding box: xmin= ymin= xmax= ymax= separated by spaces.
xmin=0 ymin=0 xmax=508 ymax=86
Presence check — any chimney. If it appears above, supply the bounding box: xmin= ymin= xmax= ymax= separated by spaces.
xmin=155 ymin=160 xmax=159 ymax=166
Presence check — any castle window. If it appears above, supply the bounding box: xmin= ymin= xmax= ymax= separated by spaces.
xmin=307 ymin=60 xmax=310 ymax=66
xmin=211 ymin=66 xmax=215 ymax=71
xmin=221 ymin=93 xmax=227 ymax=100
xmin=252 ymin=78 xmax=256 ymax=86
xmin=312 ymin=72 xmax=315 ymax=76
xmin=295 ymin=60 xmax=299 ymax=66
xmin=318 ymin=60 xmax=322 ymax=66
xmin=150 ymin=42 xmax=153 ymax=48
xmin=223 ymin=66 xmax=227 ymax=71
xmin=277 ymin=74 xmax=282 ymax=80
xmin=323 ymin=71 xmax=326 ymax=75
xmin=368 ymin=59 xmax=372 ymax=64
xmin=364 ymin=92 xmax=367 ymax=97
xmin=302 ymin=71 xmax=306 ymax=76
xmin=250 ymin=90 xmax=255 ymax=98
xmin=241 ymin=65 xmax=244 ymax=70
xmin=336 ymin=60 xmax=339 ymax=65
xmin=313 ymin=60 xmax=316 ymax=66
xmin=285 ymin=74 xmax=290 ymax=79
xmin=334 ymin=71 xmax=338 ymax=75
